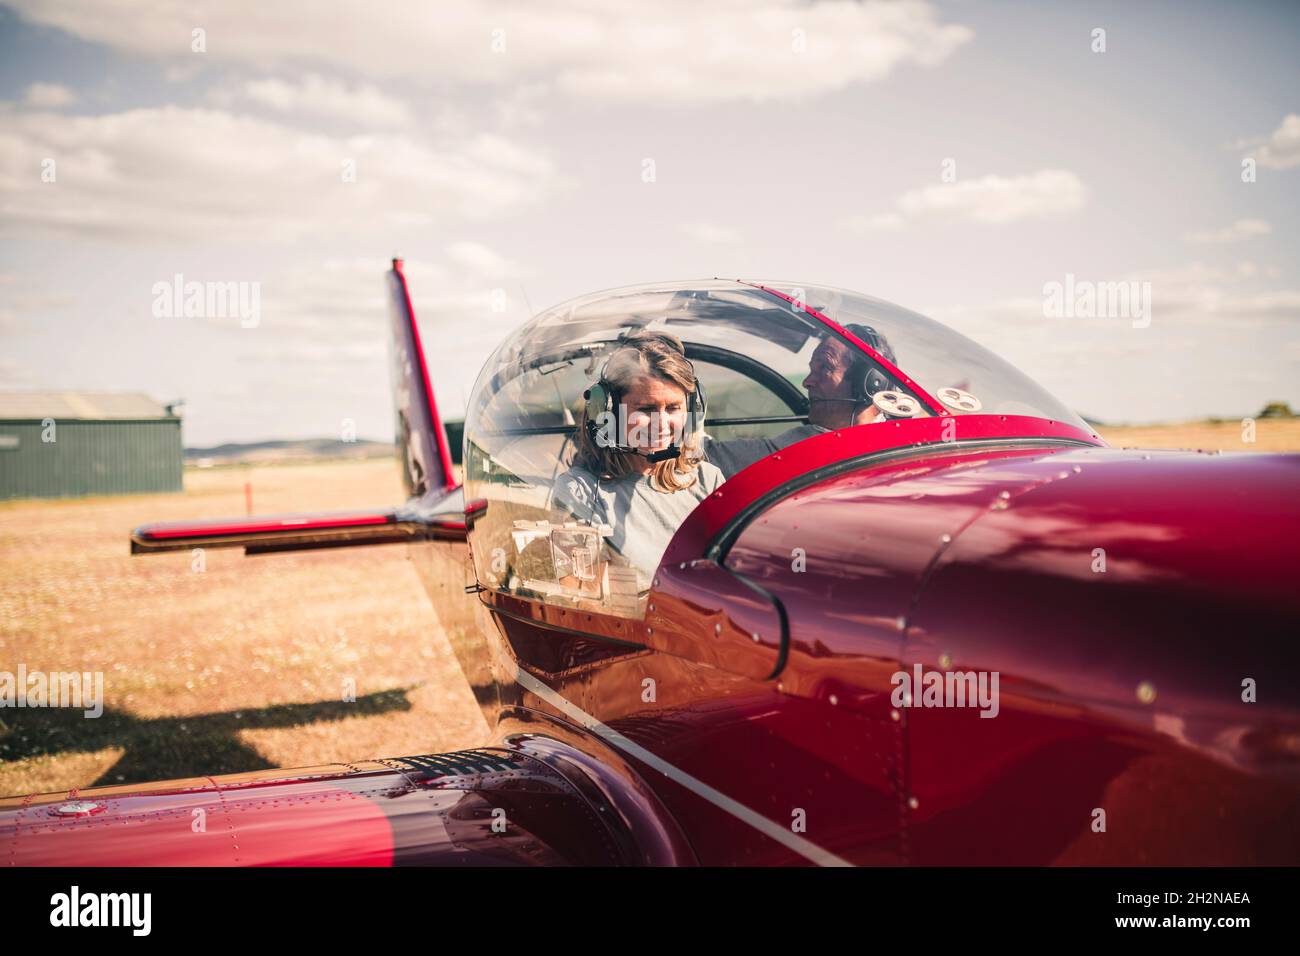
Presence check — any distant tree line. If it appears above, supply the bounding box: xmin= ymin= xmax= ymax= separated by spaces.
xmin=1257 ymin=401 xmax=1294 ymax=419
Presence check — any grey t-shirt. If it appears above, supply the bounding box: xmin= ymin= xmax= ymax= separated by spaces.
xmin=701 ymin=423 xmax=828 ymax=478
xmin=551 ymin=461 xmax=725 ymax=591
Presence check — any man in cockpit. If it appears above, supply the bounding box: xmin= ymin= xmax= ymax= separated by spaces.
xmin=702 ymin=324 xmax=897 ymax=478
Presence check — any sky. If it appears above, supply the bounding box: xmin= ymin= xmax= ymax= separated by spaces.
xmin=0 ymin=0 xmax=1297 ymax=446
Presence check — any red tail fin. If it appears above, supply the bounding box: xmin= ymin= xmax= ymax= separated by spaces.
xmin=387 ymin=258 xmax=458 ymax=498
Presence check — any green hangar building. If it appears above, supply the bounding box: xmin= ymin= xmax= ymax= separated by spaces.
xmin=0 ymin=391 xmax=183 ymax=499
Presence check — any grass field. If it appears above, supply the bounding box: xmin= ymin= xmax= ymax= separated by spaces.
xmin=0 ymin=457 xmax=488 ymax=797
xmin=3 ymin=420 xmax=1298 ymax=798
xmin=1097 ymin=418 xmax=1300 ymax=452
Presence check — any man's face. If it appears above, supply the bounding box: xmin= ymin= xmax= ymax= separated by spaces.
xmin=802 ymin=337 xmax=856 ymax=421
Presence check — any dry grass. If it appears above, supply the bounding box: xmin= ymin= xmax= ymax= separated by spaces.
xmin=1097 ymin=418 xmax=1300 ymax=453
xmin=0 ymin=458 xmax=488 ymax=797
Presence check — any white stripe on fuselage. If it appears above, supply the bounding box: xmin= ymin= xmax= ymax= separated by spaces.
xmin=508 ymin=662 xmax=854 ymax=867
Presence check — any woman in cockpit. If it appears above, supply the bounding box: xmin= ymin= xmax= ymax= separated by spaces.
xmin=551 ymin=330 xmax=724 ymax=595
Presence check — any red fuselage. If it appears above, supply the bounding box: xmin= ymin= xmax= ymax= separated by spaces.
xmin=9 ymin=422 xmax=1296 ymax=866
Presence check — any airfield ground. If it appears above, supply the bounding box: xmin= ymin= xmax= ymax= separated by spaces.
xmin=0 ymin=457 xmax=488 ymax=797
xmin=3 ymin=418 xmax=1299 ymax=796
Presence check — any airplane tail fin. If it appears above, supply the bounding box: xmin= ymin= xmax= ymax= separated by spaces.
xmin=131 ymin=260 xmax=465 ymax=556
xmin=387 ymin=258 xmax=458 ymax=498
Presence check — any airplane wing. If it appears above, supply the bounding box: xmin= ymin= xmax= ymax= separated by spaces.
xmin=130 ymin=501 xmax=467 ymax=555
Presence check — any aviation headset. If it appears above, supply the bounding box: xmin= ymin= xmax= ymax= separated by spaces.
xmin=843 ymin=322 xmax=899 ymax=404
xmin=582 ymin=335 xmax=707 ymax=463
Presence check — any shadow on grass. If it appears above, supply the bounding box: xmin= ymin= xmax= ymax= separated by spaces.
xmin=0 ymin=686 xmax=416 ymax=788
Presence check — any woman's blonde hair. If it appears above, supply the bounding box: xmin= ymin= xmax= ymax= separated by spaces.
xmin=574 ymin=330 xmax=705 ymax=492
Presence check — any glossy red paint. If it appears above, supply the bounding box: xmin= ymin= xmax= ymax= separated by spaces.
xmin=497 ymin=659 xmax=900 ymax=865
xmin=2 ymin=768 xmax=395 ymax=866
xmin=137 ymin=510 xmax=395 ymax=540
xmin=470 ymin=436 xmax=1297 ymax=866
xmin=0 ymin=746 xmax=659 ymax=866
xmin=715 ymin=443 xmax=1300 ymax=863
xmin=722 ymin=443 xmax=1078 ymax=707
xmin=899 ymin=449 xmax=1300 ymax=864
xmin=128 ymin=507 xmax=438 ymax=555
xmin=661 ymin=413 xmax=1103 ymax=566
xmin=643 ymin=558 xmax=783 ymax=681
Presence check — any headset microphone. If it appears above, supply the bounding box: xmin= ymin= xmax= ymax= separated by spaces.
xmin=643 ymin=445 xmax=681 ymax=463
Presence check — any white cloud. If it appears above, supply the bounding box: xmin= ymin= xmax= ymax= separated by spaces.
xmin=1184 ymin=218 xmax=1271 ymax=244
xmin=23 ymin=82 xmax=76 ymax=108
xmin=242 ymin=249 xmax=528 ymax=338
xmin=492 ymin=83 xmax=549 ymax=128
xmin=1206 ymin=290 xmax=1300 ymax=321
xmin=0 ymin=357 xmax=32 ymax=384
xmin=445 ymin=241 xmax=512 ymax=276
xmin=0 ymin=106 xmax=555 ymax=241
xmin=941 ymin=262 xmax=1300 ymax=336
xmin=5 ymin=0 xmax=972 ymax=106
xmin=1132 ymin=262 xmax=1264 ymax=286
xmin=1090 ymin=263 xmax=1300 ymax=328
xmin=227 ymin=251 xmax=530 ymax=423
xmin=927 ymin=262 xmax=1300 ymax=425
xmin=216 ymin=74 xmax=412 ymax=128
xmin=0 ymin=272 xmax=77 ymax=334
xmin=1238 ymin=114 xmax=1300 ymax=170
xmin=855 ymin=212 xmax=905 ymax=231
xmin=682 ymin=222 xmax=741 ymax=244
xmin=853 ymin=169 xmax=1085 ymax=229
xmin=163 ymin=62 xmax=205 ymax=84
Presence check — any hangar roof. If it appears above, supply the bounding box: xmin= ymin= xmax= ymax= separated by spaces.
xmin=0 ymin=391 xmax=177 ymax=420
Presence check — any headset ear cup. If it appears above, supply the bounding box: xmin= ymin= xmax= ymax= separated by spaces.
xmin=584 ymin=382 xmax=610 ymax=444
xmin=853 ymin=362 xmax=872 ymax=403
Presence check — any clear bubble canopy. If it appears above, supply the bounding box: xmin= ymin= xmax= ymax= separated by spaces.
xmin=462 ymin=278 xmax=1086 ymax=619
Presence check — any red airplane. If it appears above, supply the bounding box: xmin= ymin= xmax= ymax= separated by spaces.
xmin=4 ymin=262 xmax=1297 ymax=866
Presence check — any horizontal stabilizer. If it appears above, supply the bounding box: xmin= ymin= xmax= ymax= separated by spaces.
xmin=131 ymin=502 xmax=466 ymax=555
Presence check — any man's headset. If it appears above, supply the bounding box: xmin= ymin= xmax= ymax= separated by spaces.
xmin=838 ymin=323 xmax=932 ymax=419
xmin=844 ymin=322 xmax=899 ymax=403
xmin=582 ymin=336 xmax=707 ymax=463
